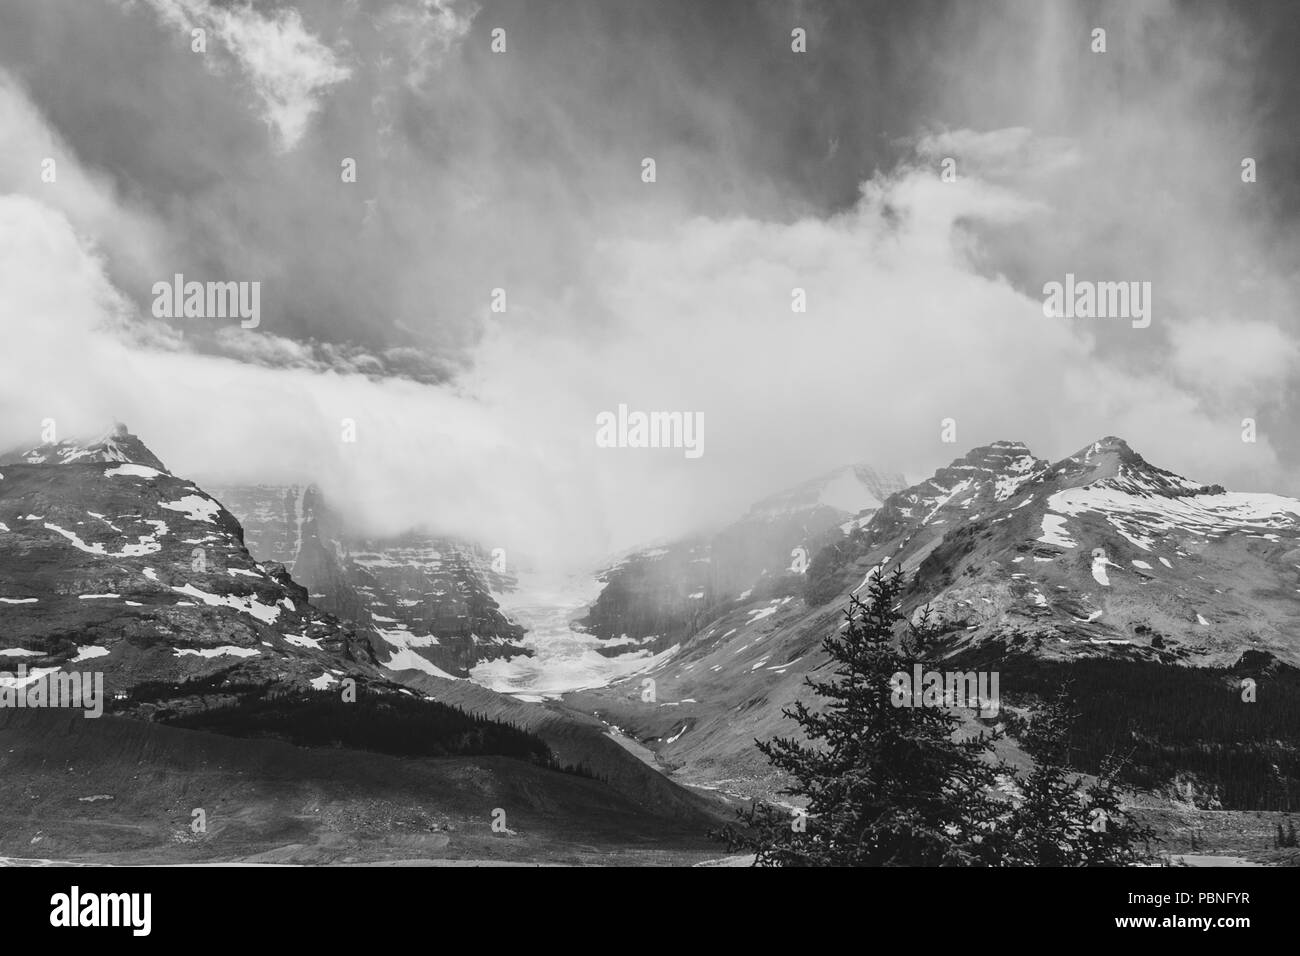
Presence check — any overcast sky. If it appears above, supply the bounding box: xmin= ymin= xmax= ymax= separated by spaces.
xmin=1 ymin=0 xmax=1298 ymax=567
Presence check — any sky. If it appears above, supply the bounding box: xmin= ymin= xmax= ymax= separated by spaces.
xmin=1 ymin=0 xmax=1298 ymax=568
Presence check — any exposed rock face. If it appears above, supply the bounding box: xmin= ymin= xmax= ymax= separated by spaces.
xmin=207 ymin=483 xmax=529 ymax=678
xmin=0 ymin=428 xmax=393 ymax=715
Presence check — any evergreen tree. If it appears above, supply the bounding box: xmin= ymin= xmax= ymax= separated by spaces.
xmin=1071 ymin=756 xmax=1158 ymax=865
xmin=717 ymin=570 xmax=1158 ymax=866
xmin=1002 ymin=688 xmax=1156 ymax=865
xmin=717 ymin=567 xmax=1005 ymax=865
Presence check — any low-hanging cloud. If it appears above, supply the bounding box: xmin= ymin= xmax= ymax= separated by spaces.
xmin=0 ymin=139 xmax=1285 ymax=568
xmin=1 ymin=0 xmax=1297 ymax=571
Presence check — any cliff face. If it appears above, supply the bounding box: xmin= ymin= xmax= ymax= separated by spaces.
xmin=208 ymin=483 xmax=530 ymax=677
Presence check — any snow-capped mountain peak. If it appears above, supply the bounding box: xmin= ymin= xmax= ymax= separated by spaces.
xmin=1047 ymin=436 xmax=1218 ymax=498
xmin=886 ymin=441 xmax=1050 ymax=524
xmin=0 ymin=422 xmax=168 ymax=472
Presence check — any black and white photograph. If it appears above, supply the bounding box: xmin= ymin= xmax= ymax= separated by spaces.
xmin=0 ymin=0 xmax=1295 ymax=929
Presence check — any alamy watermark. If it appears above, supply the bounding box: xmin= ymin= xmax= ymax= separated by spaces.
xmin=0 ymin=665 xmax=104 ymax=718
xmin=1042 ymin=273 xmax=1151 ymax=329
xmin=595 ymin=404 xmax=703 ymax=459
xmin=151 ymin=273 xmax=260 ymax=329
xmin=890 ymin=664 xmax=1000 ymax=718
xmin=50 ymin=886 xmax=151 ymax=936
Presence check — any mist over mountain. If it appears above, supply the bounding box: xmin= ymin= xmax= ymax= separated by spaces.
xmin=208 ymin=482 xmax=530 ymax=678
xmin=2 ymin=1 xmax=1299 ymax=572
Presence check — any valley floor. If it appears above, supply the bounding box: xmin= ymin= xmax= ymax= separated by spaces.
xmin=3 ymin=699 xmax=1289 ymax=866
xmin=0 ymin=710 xmax=723 ymax=867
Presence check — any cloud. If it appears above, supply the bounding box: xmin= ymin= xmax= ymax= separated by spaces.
xmin=138 ymin=0 xmax=351 ymax=151
xmin=0 ymin=195 xmax=141 ymax=435
xmin=0 ymin=190 xmax=603 ymax=564
xmin=3 ymin=131 xmax=1283 ymax=566
xmin=912 ymin=127 xmax=1083 ymax=181
xmin=1168 ymin=315 xmax=1300 ymax=407
xmin=0 ymin=71 xmax=166 ymax=288
xmin=2 ymin=0 xmax=1298 ymax=571
xmin=375 ymin=0 xmax=479 ymax=92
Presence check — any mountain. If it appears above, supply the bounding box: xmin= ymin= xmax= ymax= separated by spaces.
xmin=1 ymin=422 xmax=167 ymax=471
xmin=578 ymin=463 xmax=907 ymax=656
xmin=563 ymin=437 xmax=1300 ymax=805
xmin=207 ymin=484 xmax=529 ymax=678
xmin=0 ymin=426 xmax=728 ymax=861
xmin=818 ymin=436 xmax=1300 ymax=666
xmin=803 ymin=440 xmax=1050 ymax=602
xmin=0 ymin=425 xmax=389 ymax=709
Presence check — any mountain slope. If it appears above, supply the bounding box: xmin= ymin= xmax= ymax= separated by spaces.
xmin=564 ymin=436 xmax=1300 ymax=803
xmin=861 ymin=436 xmax=1300 ymax=665
xmin=0 ymin=430 xmax=386 ymax=706
xmin=0 ymin=707 xmax=721 ymax=865
xmin=209 ymin=483 xmax=528 ymax=678
xmin=579 ymin=463 xmax=907 ymax=655
xmin=0 ymin=426 xmax=725 ymax=839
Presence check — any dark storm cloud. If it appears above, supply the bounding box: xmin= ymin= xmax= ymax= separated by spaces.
xmin=5 ymin=1 xmax=1299 ymax=375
